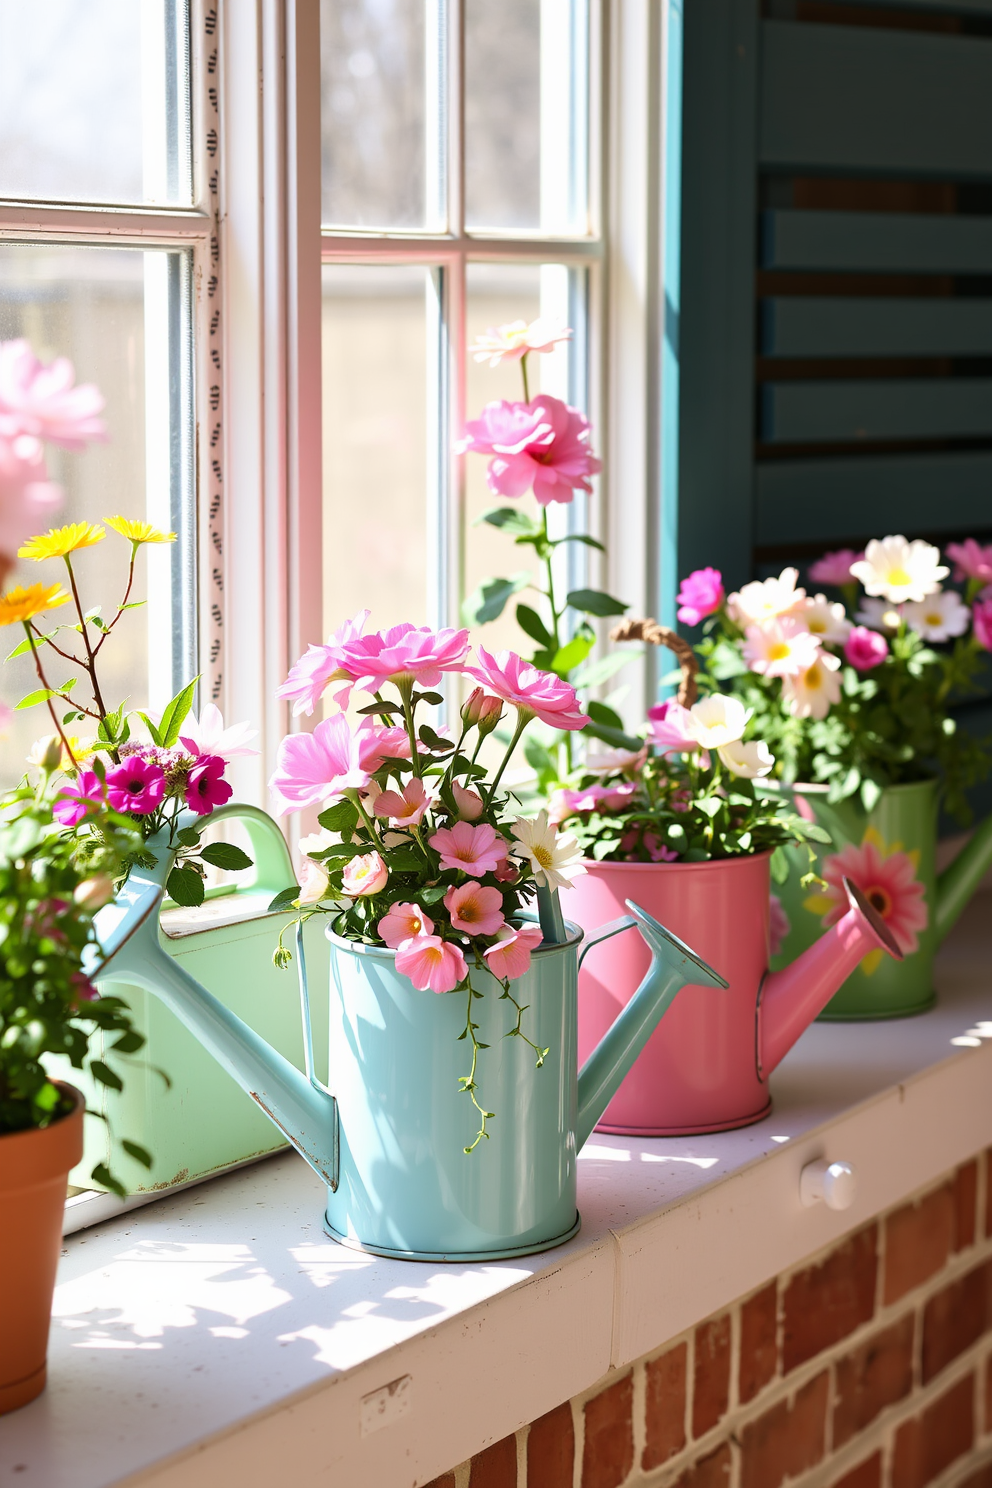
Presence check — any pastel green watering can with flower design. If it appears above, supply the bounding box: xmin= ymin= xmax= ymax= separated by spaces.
xmin=772 ymin=778 xmax=992 ymax=1019
xmin=90 ymin=807 xmax=727 ymax=1260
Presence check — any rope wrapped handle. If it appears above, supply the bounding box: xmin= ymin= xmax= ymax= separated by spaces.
xmin=608 ymin=618 xmax=699 ymax=707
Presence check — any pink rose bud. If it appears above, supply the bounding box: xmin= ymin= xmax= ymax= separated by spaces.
xmin=452 ymin=782 xmax=485 ymax=820
xmin=461 ymin=686 xmax=503 ymax=735
xmin=341 ymin=850 xmax=389 ymax=897
xmin=844 ymin=626 xmax=889 ymax=672
xmin=73 ymin=874 xmax=115 ymax=911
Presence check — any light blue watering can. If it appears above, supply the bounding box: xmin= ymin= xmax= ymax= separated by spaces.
xmin=91 ymin=810 xmax=727 ymax=1261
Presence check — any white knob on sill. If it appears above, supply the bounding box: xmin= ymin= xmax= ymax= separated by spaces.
xmin=800 ymin=1159 xmax=856 ymax=1211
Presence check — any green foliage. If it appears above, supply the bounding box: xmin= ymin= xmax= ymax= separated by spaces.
xmin=461 ymin=573 xmax=531 ymax=626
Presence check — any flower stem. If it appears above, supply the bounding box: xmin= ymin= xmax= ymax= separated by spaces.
xmin=399 ymin=683 xmax=423 ymax=779
xmin=63 ymin=554 xmax=110 ymax=726
xmin=487 ymin=709 xmax=529 ymax=804
xmin=23 ymin=623 xmax=78 ymax=769
xmin=520 ymin=351 xmax=531 ymax=404
xmin=459 ymin=972 xmax=494 ymax=1154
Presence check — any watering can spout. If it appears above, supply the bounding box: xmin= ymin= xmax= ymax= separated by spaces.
xmin=89 ymin=839 xmax=340 ymax=1192
xmin=575 ymin=900 xmax=728 ymax=1150
xmin=760 ymin=878 xmax=903 ymax=1075
xmin=935 ymin=810 xmax=992 ymax=944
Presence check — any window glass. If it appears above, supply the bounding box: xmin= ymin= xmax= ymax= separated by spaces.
xmin=0 ymin=244 xmax=194 ymax=789
xmin=320 ymin=0 xmax=440 ymax=230
xmin=322 ymin=264 xmax=431 ymax=648
xmin=0 ymin=0 xmax=191 ymax=207
xmin=465 ymin=0 xmax=589 ymax=233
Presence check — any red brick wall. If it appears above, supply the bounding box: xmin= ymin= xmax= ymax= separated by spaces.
xmin=424 ymin=1150 xmax=992 ymax=1488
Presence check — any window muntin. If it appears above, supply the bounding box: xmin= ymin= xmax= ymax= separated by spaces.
xmin=0 ymin=0 xmax=192 ymax=207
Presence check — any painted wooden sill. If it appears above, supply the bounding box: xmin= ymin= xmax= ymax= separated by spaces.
xmin=4 ymin=896 xmax=991 ymax=1488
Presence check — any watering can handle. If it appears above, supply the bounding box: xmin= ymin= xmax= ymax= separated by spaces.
xmin=578 ymin=915 xmax=638 ymax=969
xmin=202 ymin=802 xmax=296 ymax=898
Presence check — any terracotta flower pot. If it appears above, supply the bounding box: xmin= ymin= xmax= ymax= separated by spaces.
xmin=0 ymin=1084 xmax=83 ymax=1415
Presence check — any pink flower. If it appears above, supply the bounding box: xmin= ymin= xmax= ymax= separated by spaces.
xmin=180 ymin=704 xmax=258 ymax=762
xmin=374 ymin=776 xmax=431 ymax=827
xmin=646 ymin=700 xmax=701 ymax=753
xmin=337 ymin=622 xmax=469 ymax=693
xmin=549 ymin=781 xmax=638 ymax=819
xmin=946 ymin=539 xmax=992 ymax=587
xmin=276 ymin=610 xmax=371 ymax=716
xmin=444 ymin=882 xmax=505 ymax=936
xmin=395 ymin=934 xmax=468 ymax=993
xmin=185 ymin=754 xmax=233 ymax=815
xmin=269 ymin=714 xmax=372 ymax=814
xmin=458 ymin=395 xmax=601 ymax=506
xmin=483 ymin=924 xmax=543 ymax=981
xmin=471 ymin=318 xmax=572 ymax=366
xmin=0 ymin=339 xmax=106 ymax=450
xmin=973 ymin=595 xmax=992 ymax=652
xmin=378 ymin=902 xmax=435 ymax=948
xmin=429 ymin=820 xmax=508 ymax=878
xmin=465 ymin=647 xmax=589 ymax=730
xmin=54 ymin=769 xmax=105 ymax=827
xmin=676 ymin=567 xmax=724 ymax=626
xmin=744 ymin=618 xmax=821 ymax=679
xmin=452 ymin=782 xmax=485 ymax=820
xmin=769 ymin=894 xmax=791 ymax=957
xmin=493 ymin=858 xmax=519 ymax=884
xmin=808 ymin=549 xmax=864 ymax=587
xmin=820 ymin=838 xmax=928 ymax=956
xmin=0 ymin=433 xmax=62 ymax=562
xmin=341 ymin=851 xmax=389 ymax=897
xmin=106 ymin=757 xmax=166 ymax=815
xmin=461 ymin=687 xmax=503 ymax=731
xmin=844 ymin=626 xmax=889 ymax=671
xmin=356 ymin=719 xmax=413 ymax=769
xmin=642 ymin=833 xmax=679 ymax=863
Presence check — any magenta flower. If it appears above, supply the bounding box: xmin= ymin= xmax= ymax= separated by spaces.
xmin=269 ymin=714 xmax=373 ymax=814
xmin=276 ymin=610 xmax=370 ymax=716
xmin=185 ymin=754 xmax=233 ymax=815
xmin=0 ymin=339 xmax=106 ymax=451
xmin=395 ymin=934 xmax=468 ymax=994
xmin=844 ymin=626 xmax=889 ymax=672
xmin=676 ymin=567 xmax=724 ymax=626
xmin=808 ymin=549 xmax=865 ymax=587
xmin=106 ymin=757 xmax=166 ymax=815
xmin=458 ymin=395 xmax=601 ymax=506
xmin=444 ymin=882 xmax=505 ymax=936
xmin=378 ymin=902 xmax=434 ymax=949
xmin=947 ymin=539 xmax=992 ymax=587
xmin=338 ymin=622 xmax=470 ymax=693
xmin=483 ymin=924 xmax=543 ymax=982
xmin=646 ymin=700 xmax=701 ymax=753
xmin=429 ymin=820 xmax=509 ymax=878
xmin=465 ymin=647 xmax=589 ymax=730
xmin=973 ymin=595 xmax=992 ymax=653
xmin=54 ymin=769 xmax=105 ymax=827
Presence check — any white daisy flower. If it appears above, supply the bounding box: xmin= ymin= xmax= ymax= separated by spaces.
xmin=717 ymin=739 xmax=775 ymax=779
xmin=727 ymin=567 xmax=805 ymax=626
xmin=850 ymin=535 xmax=948 ymax=604
xmin=511 ymin=810 xmax=586 ymax=890
xmin=902 ymin=589 xmax=971 ymax=643
xmin=855 ymin=597 xmax=903 ymax=632
xmin=801 ymin=594 xmax=852 ymax=645
xmin=782 ymin=652 xmax=842 ymax=721
xmin=688 ymin=694 xmax=751 ymax=749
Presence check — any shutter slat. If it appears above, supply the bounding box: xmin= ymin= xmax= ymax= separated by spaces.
xmin=761 ymin=378 xmax=992 ymax=444
xmin=762 ymin=298 xmax=992 ymax=358
xmin=760 ymin=210 xmax=992 ymax=275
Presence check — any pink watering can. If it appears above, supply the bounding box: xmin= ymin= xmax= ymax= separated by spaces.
xmin=560 ymin=851 xmax=902 ymax=1135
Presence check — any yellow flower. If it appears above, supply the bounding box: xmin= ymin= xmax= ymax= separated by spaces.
xmin=0 ymin=584 xmax=71 ymax=626
xmin=18 ymin=522 xmax=106 ymax=561
xmin=105 ymin=515 xmax=177 ymax=546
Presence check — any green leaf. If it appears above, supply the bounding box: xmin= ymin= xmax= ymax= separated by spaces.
xmin=167 ymin=865 xmax=205 ymax=907
xmin=770 ymin=847 xmax=789 ymax=885
xmin=98 ymin=700 xmax=129 ymax=746
xmin=477 ymin=506 xmax=539 ymax=537
xmin=420 ymin=883 xmax=449 ymax=904
xmin=356 ymin=701 xmax=399 ymax=717
xmin=413 ymin=690 xmax=445 ymax=705
xmin=586 ymin=699 xmax=624 ymax=732
xmin=90 ymin=1060 xmax=123 ymax=1092
xmin=176 ymin=826 xmax=201 ymax=848
xmin=552 ymin=632 xmax=595 ymax=676
xmin=462 ymin=573 xmax=530 ymax=626
xmin=515 ymin=604 xmax=553 ymax=648
xmin=268 ymin=885 xmax=301 ymax=912
xmin=523 ymin=735 xmax=555 ymax=775
xmin=552 ymin=533 xmax=606 ymax=552
xmin=860 ymin=778 xmax=882 ymax=812
xmin=159 ymin=676 xmax=200 ymax=748
xmin=696 ymin=797 xmax=722 ymax=818
xmin=199 ymin=842 xmax=253 ymax=871
xmin=16 ymin=678 xmax=76 ymax=709
xmin=566 ymin=588 xmax=629 ymax=618
xmin=91 ymin=1163 xmax=126 ymax=1199
xmin=318 ymin=799 xmax=359 ymax=833
xmin=571 ymin=650 xmax=642 ymax=689
xmin=122 ymin=1140 xmax=153 ymax=1169
xmin=110 ymin=1030 xmax=145 ymax=1055
xmin=580 ymin=719 xmax=644 ymax=752
xmin=418 ymin=724 xmax=453 ymax=752
xmin=136 ymin=711 xmax=165 ymax=747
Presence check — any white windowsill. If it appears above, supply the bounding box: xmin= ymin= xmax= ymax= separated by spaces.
xmin=3 ymin=897 xmax=991 ymax=1488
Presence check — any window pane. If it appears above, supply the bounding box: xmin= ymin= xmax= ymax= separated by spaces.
xmin=463 ymin=262 xmax=589 ymax=662
xmin=322 ymin=264 xmax=431 ymax=648
xmin=465 ymin=0 xmax=589 ymax=233
xmin=0 ymin=245 xmax=195 ymax=790
xmin=0 ymin=0 xmax=191 ymax=207
xmin=320 ymin=0 xmax=440 ymax=230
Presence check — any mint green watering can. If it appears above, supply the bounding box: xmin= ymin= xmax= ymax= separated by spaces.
xmin=91 ymin=809 xmax=727 ymax=1261
xmin=772 ymin=778 xmax=992 ymax=1020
